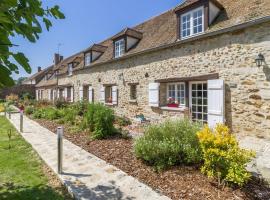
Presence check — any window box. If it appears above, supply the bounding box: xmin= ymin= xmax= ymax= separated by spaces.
xmin=167 ymin=103 xmax=179 ymax=108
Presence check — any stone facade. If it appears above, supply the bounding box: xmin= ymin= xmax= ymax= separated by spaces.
xmin=58 ymin=21 xmax=270 ymax=139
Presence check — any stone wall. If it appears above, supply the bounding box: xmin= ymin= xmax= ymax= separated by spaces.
xmin=58 ymin=21 xmax=270 ymax=139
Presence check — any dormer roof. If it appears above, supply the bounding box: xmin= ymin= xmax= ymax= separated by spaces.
xmin=84 ymin=44 xmax=107 ymax=53
xmin=111 ymin=28 xmax=143 ymax=41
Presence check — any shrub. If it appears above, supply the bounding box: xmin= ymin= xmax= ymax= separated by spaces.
xmin=44 ymin=107 xmax=62 ymax=120
xmin=197 ymin=124 xmax=255 ymax=186
xmin=0 ymin=104 xmax=4 ymax=112
xmin=32 ymin=108 xmax=46 ymax=119
xmin=54 ymin=100 xmax=69 ymax=109
xmin=115 ymin=116 xmax=132 ymax=127
xmin=5 ymin=93 xmax=19 ymax=105
xmin=25 ymin=106 xmax=35 ymax=115
xmin=134 ymin=119 xmax=202 ymax=170
xmin=71 ymin=101 xmax=88 ymax=116
xmin=84 ymin=103 xmax=115 ymax=139
xmin=62 ymin=107 xmax=78 ymax=125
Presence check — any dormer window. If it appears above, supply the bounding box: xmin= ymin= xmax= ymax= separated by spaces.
xmin=114 ymin=39 xmax=125 ymax=58
xmin=83 ymin=44 xmax=107 ymax=66
xmin=181 ymin=7 xmax=204 ymax=39
xmin=85 ymin=52 xmax=91 ymax=66
xmin=175 ymin=0 xmax=224 ymax=40
xmin=112 ymin=28 xmax=143 ymax=58
xmin=68 ymin=63 xmax=73 ymax=76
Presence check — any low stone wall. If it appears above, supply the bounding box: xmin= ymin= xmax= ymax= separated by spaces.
xmin=0 ymin=84 xmax=35 ymax=99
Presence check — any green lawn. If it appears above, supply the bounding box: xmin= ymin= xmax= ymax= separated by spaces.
xmin=0 ymin=116 xmax=70 ymax=200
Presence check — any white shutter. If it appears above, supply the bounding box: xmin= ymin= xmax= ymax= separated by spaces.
xmin=79 ymin=86 xmax=83 ymax=101
xmin=64 ymin=88 xmax=67 ymax=100
xmin=52 ymin=89 xmax=55 ymax=101
xmin=57 ymin=89 xmax=60 ymax=99
xmin=36 ymin=90 xmax=38 ymax=100
xmin=207 ymin=79 xmax=225 ymax=128
xmin=88 ymin=86 xmax=93 ymax=103
xmin=112 ymin=86 xmax=118 ymax=105
xmin=100 ymin=86 xmax=105 ymax=103
xmin=149 ymin=83 xmax=160 ymax=107
xmin=48 ymin=89 xmax=51 ymax=100
xmin=70 ymin=87 xmax=74 ymax=102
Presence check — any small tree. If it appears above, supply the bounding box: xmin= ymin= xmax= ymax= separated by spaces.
xmin=0 ymin=0 xmax=65 ymax=88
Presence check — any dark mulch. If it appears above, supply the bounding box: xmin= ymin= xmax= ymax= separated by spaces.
xmin=33 ymin=118 xmax=270 ymax=200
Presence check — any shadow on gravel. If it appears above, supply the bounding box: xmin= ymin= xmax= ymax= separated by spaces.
xmin=64 ymin=180 xmax=136 ymax=200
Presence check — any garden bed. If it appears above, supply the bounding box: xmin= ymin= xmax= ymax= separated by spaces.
xmin=32 ymin=117 xmax=270 ymax=200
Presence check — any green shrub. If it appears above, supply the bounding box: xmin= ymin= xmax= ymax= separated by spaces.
xmin=197 ymin=124 xmax=255 ymax=186
xmin=32 ymin=108 xmax=46 ymax=119
xmin=25 ymin=106 xmax=35 ymax=115
xmin=61 ymin=107 xmax=78 ymax=125
xmin=44 ymin=107 xmax=62 ymax=120
xmin=54 ymin=100 xmax=69 ymax=109
xmin=84 ymin=103 xmax=115 ymax=139
xmin=71 ymin=101 xmax=88 ymax=116
xmin=115 ymin=116 xmax=132 ymax=127
xmin=134 ymin=119 xmax=202 ymax=171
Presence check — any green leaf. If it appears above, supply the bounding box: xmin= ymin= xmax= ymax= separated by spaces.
xmin=12 ymin=52 xmax=31 ymax=73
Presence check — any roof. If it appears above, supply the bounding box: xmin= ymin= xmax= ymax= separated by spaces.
xmin=51 ymin=0 xmax=270 ymax=76
xmin=36 ymin=78 xmax=57 ymax=88
xmin=24 ymin=65 xmax=53 ymax=82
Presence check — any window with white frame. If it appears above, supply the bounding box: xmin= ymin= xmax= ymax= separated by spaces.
xmin=181 ymin=7 xmax=204 ymax=39
xmin=167 ymin=83 xmax=185 ymax=106
xmin=68 ymin=63 xmax=73 ymax=76
xmin=114 ymin=39 xmax=125 ymax=58
xmin=85 ymin=52 xmax=91 ymax=66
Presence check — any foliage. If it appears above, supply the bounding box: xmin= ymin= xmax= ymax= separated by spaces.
xmin=16 ymin=77 xmax=28 ymax=85
xmin=54 ymin=100 xmax=69 ymax=109
xmin=0 ymin=116 xmax=70 ymax=199
xmin=84 ymin=103 xmax=115 ymax=139
xmin=5 ymin=93 xmax=19 ymax=104
xmin=115 ymin=116 xmax=132 ymax=127
xmin=0 ymin=104 xmax=4 ymax=112
xmin=0 ymin=0 xmax=65 ymax=88
xmin=36 ymin=100 xmax=52 ymax=108
xmin=70 ymin=101 xmax=88 ymax=116
xmin=134 ymin=119 xmax=202 ymax=170
xmin=25 ymin=106 xmax=35 ymax=115
xmin=32 ymin=107 xmax=62 ymax=120
xmin=197 ymin=124 xmax=255 ymax=186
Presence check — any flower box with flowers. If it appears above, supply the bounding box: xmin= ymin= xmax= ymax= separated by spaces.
xmin=167 ymin=97 xmax=179 ymax=108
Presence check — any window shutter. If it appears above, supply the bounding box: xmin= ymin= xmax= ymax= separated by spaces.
xmin=48 ymin=89 xmax=51 ymax=100
xmin=149 ymin=83 xmax=160 ymax=107
xmin=36 ymin=90 xmax=39 ymax=100
xmin=57 ymin=89 xmax=60 ymax=99
xmin=79 ymin=86 xmax=83 ymax=101
xmin=207 ymin=79 xmax=225 ymax=128
xmin=64 ymin=88 xmax=67 ymax=100
xmin=70 ymin=87 xmax=74 ymax=102
xmin=100 ymin=86 xmax=105 ymax=103
xmin=88 ymin=86 xmax=93 ymax=103
xmin=112 ymin=86 xmax=118 ymax=105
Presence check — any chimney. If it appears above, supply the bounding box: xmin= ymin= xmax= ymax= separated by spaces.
xmin=54 ymin=53 xmax=61 ymax=65
xmin=60 ymin=55 xmax=64 ymax=62
xmin=38 ymin=66 xmax=42 ymax=72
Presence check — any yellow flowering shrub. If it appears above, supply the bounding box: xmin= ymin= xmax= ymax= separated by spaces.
xmin=5 ymin=93 xmax=19 ymax=104
xmin=0 ymin=104 xmax=4 ymax=112
xmin=197 ymin=124 xmax=255 ymax=186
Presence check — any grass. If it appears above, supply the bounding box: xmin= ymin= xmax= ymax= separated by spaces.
xmin=0 ymin=116 xmax=70 ymax=200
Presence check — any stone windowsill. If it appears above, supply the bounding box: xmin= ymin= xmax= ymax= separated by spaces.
xmin=105 ymin=103 xmax=114 ymax=106
xmin=160 ymin=106 xmax=187 ymax=112
xmin=129 ymin=99 xmax=137 ymax=103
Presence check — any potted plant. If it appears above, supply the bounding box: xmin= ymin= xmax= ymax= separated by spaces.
xmin=107 ymin=97 xmax=112 ymax=103
xmin=167 ymin=97 xmax=179 ymax=108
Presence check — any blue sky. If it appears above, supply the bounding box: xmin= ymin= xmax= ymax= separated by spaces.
xmin=11 ymin=0 xmax=182 ymax=80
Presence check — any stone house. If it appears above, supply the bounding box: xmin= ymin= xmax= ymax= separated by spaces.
xmin=35 ymin=0 xmax=270 ymax=139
